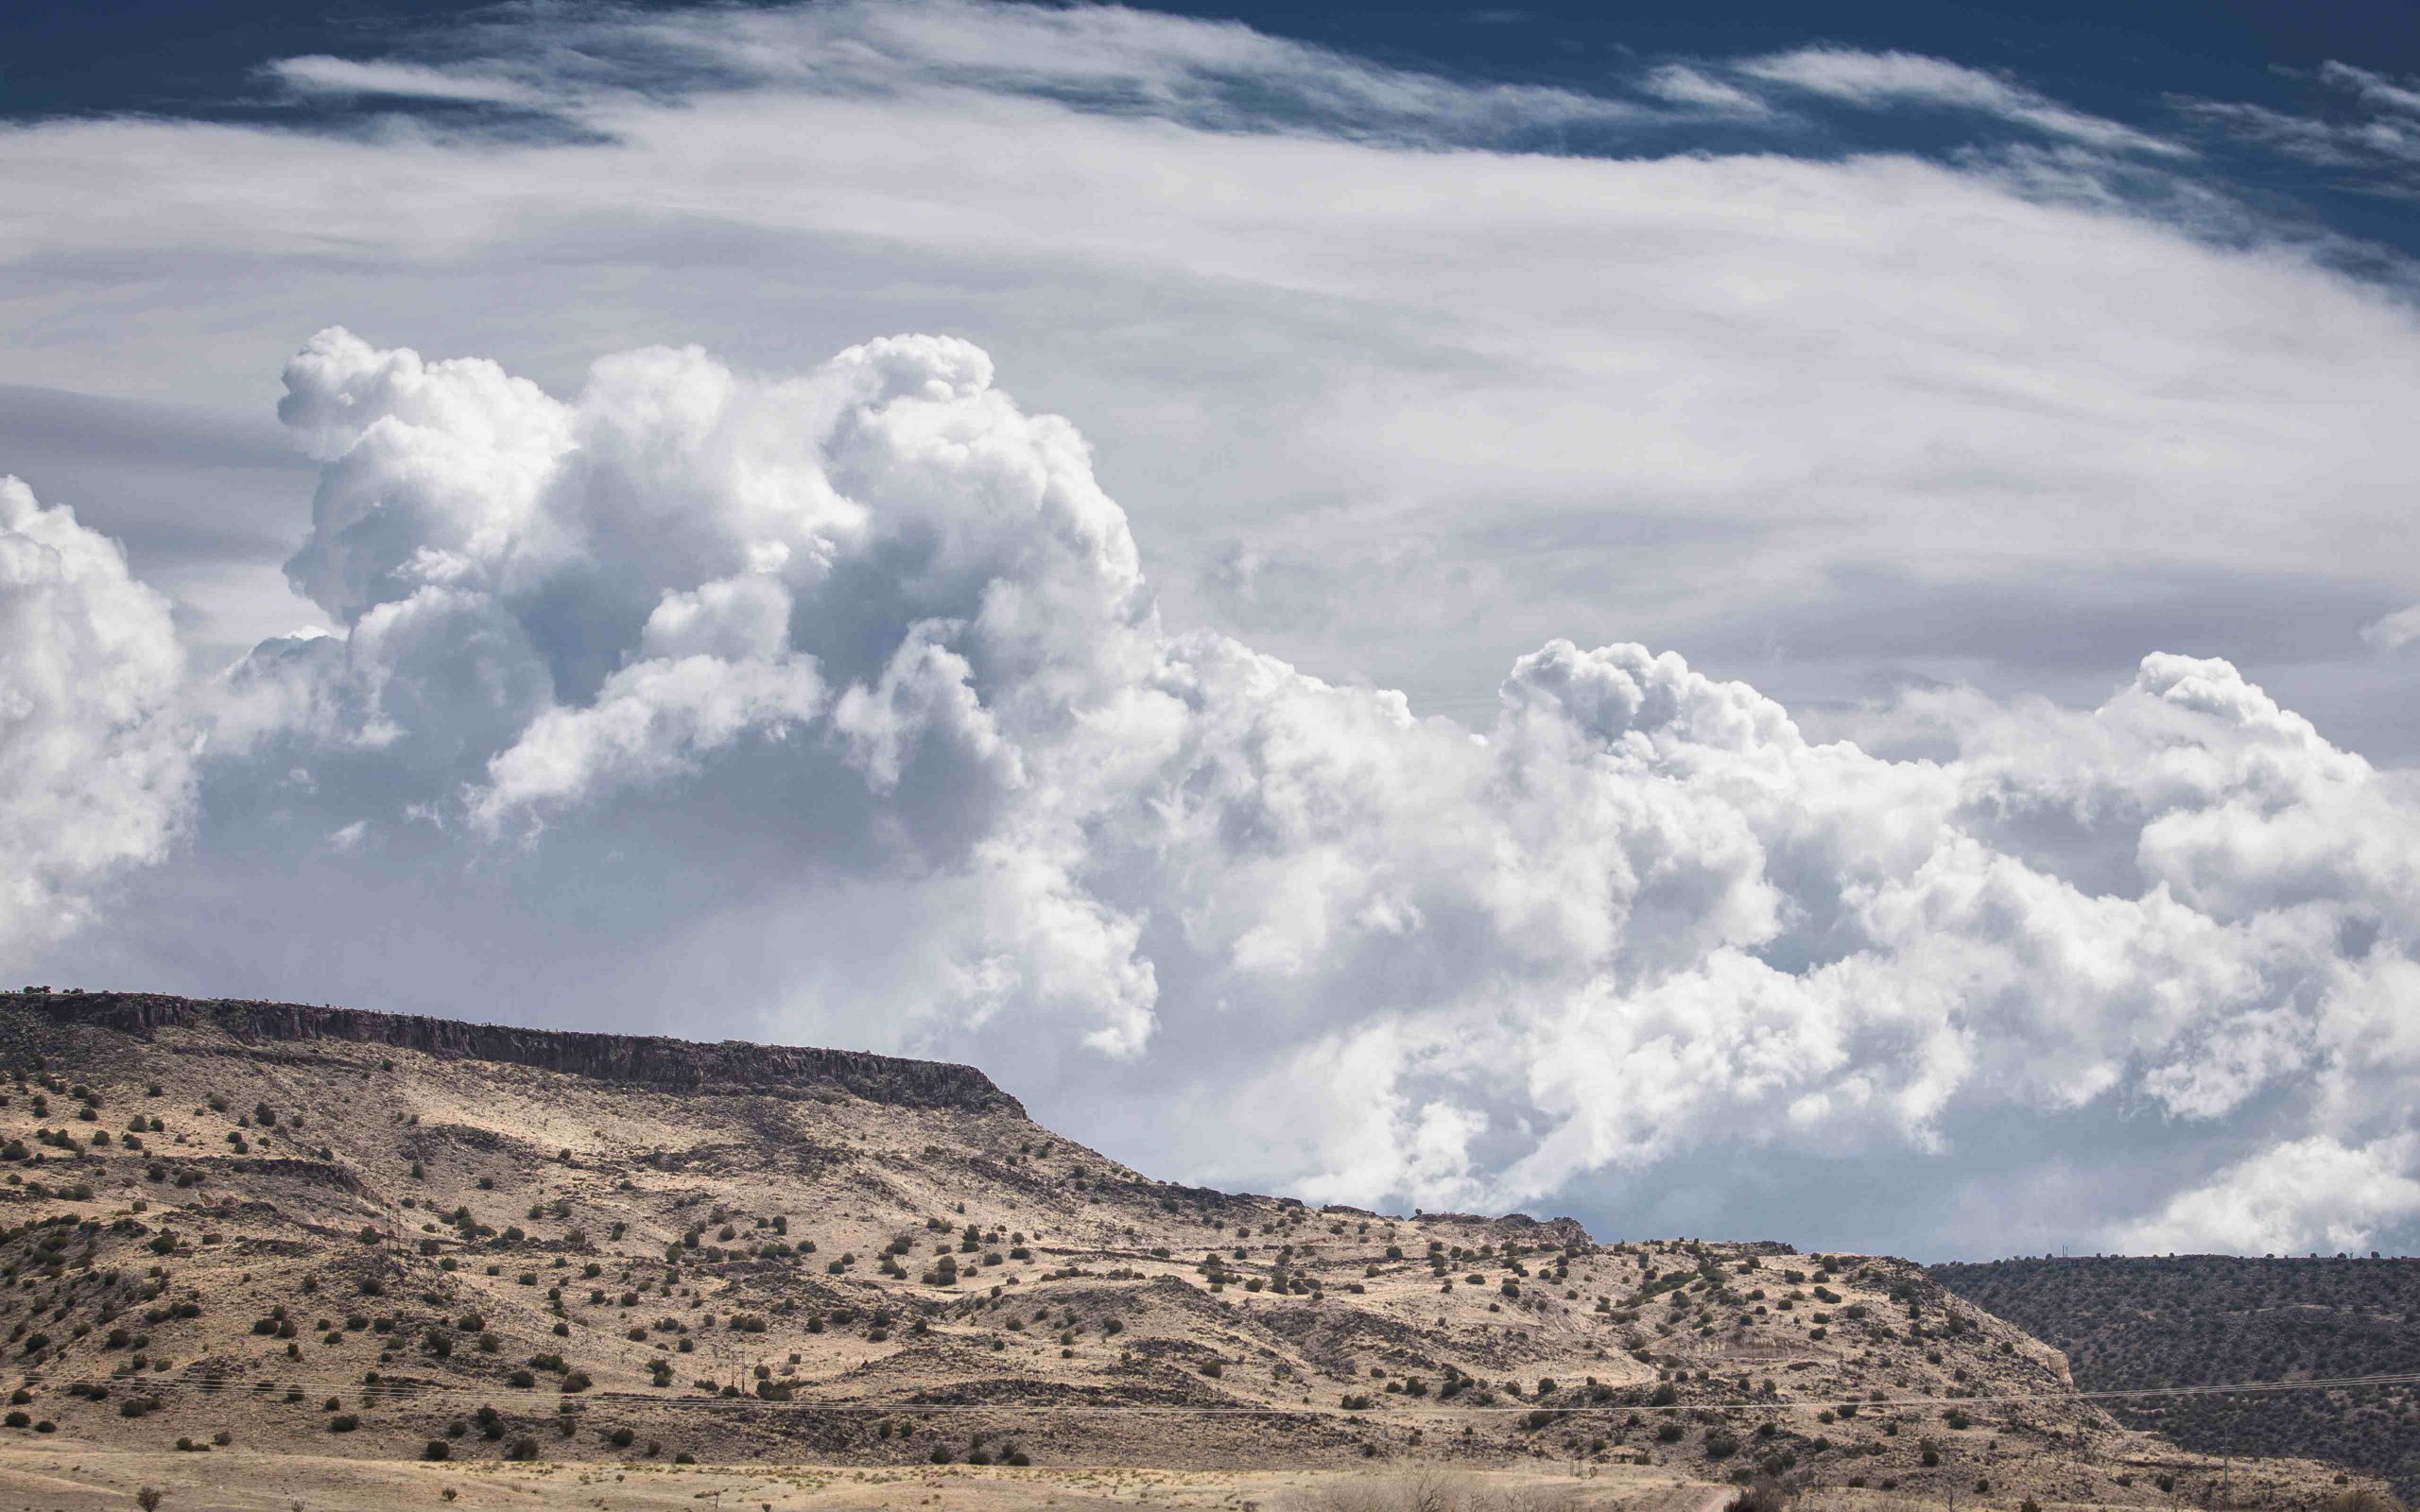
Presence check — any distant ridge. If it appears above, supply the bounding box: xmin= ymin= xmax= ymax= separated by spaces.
xmin=1932 ymin=1253 xmax=2420 ymax=1500
xmin=0 ymin=988 xmax=1020 ymax=1113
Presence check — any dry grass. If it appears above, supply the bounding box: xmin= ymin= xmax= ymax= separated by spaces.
xmin=1294 ymin=1466 xmax=1578 ymax=1512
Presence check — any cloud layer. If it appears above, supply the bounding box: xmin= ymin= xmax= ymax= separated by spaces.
xmin=10 ymin=328 xmax=2419 ymax=1259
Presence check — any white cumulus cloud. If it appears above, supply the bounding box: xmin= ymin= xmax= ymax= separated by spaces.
xmin=0 ymin=477 xmax=189 ymax=959
xmin=14 ymin=331 xmax=2405 ymax=1257
xmin=2118 ymin=1136 xmax=2420 ymax=1256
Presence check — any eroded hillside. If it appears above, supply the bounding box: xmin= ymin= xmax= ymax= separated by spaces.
xmin=0 ymin=990 xmax=2366 ymax=1505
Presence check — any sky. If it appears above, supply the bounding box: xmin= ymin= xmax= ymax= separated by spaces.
xmin=6 ymin=0 xmax=2420 ymax=1262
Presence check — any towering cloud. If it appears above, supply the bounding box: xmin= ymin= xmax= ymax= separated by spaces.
xmin=12 ymin=330 xmax=2408 ymax=1255
xmin=0 ymin=478 xmax=188 ymax=961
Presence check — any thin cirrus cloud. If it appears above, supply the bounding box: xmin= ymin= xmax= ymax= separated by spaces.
xmin=265 ymin=55 xmax=550 ymax=108
xmin=329 ymin=0 xmax=1656 ymax=146
xmin=2320 ymin=60 xmax=2420 ymax=119
xmin=2172 ymin=59 xmax=2420 ymax=194
xmin=1737 ymin=46 xmax=2190 ymax=157
xmin=5 ymin=0 xmax=2420 ymax=1258
xmin=1637 ymin=63 xmax=1774 ymax=116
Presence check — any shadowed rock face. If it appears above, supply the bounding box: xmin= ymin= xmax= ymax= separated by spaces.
xmin=0 ymin=990 xmax=1019 ymax=1113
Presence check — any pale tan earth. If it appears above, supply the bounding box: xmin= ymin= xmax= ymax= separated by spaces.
xmin=0 ymin=1447 xmax=1720 ymax=1510
xmin=0 ymin=991 xmax=2380 ymax=1511
xmin=0 ymin=1453 xmax=2365 ymax=1512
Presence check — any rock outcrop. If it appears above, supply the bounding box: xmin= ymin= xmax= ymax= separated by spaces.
xmin=0 ymin=989 xmax=1017 ymax=1112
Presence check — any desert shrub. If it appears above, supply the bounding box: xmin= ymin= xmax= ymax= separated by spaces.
xmin=1295 ymin=1467 xmax=1565 ymax=1512
xmin=328 ymin=1414 xmax=360 ymax=1433
xmin=1724 ymin=1477 xmax=1798 ymax=1512
xmin=423 ymin=1439 xmax=451 ymax=1460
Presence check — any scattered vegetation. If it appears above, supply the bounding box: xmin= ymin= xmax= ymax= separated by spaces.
xmin=1934 ymin=1255 xmax=2420 ymax=1498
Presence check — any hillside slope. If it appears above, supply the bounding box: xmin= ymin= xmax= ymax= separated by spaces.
xmin=0 ymin=989 xmax=2368 ymax=1504
xmin=1931 ymin=1257 xmax=2420 ymax=1501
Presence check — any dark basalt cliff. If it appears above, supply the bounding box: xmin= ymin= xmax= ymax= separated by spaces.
xmin=0 ymin=989 xmax=1019 ymax=1114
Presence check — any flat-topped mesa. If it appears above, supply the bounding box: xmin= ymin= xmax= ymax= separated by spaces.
xmin=0 ymin=989 xmax=1021 ymax=1114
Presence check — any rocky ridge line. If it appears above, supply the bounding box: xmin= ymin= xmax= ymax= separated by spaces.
xmin=0 ymin=989 xmax=1019 ymax=1113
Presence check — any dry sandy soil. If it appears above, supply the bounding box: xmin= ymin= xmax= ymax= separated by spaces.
xmin=0 ymin=1450 xmax=2358 ymax=1512
xmin=0 ymin=1445 xmax=1727 ymax=1510
xmin=0 ymin=991 xmax=2379 ymax=1512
